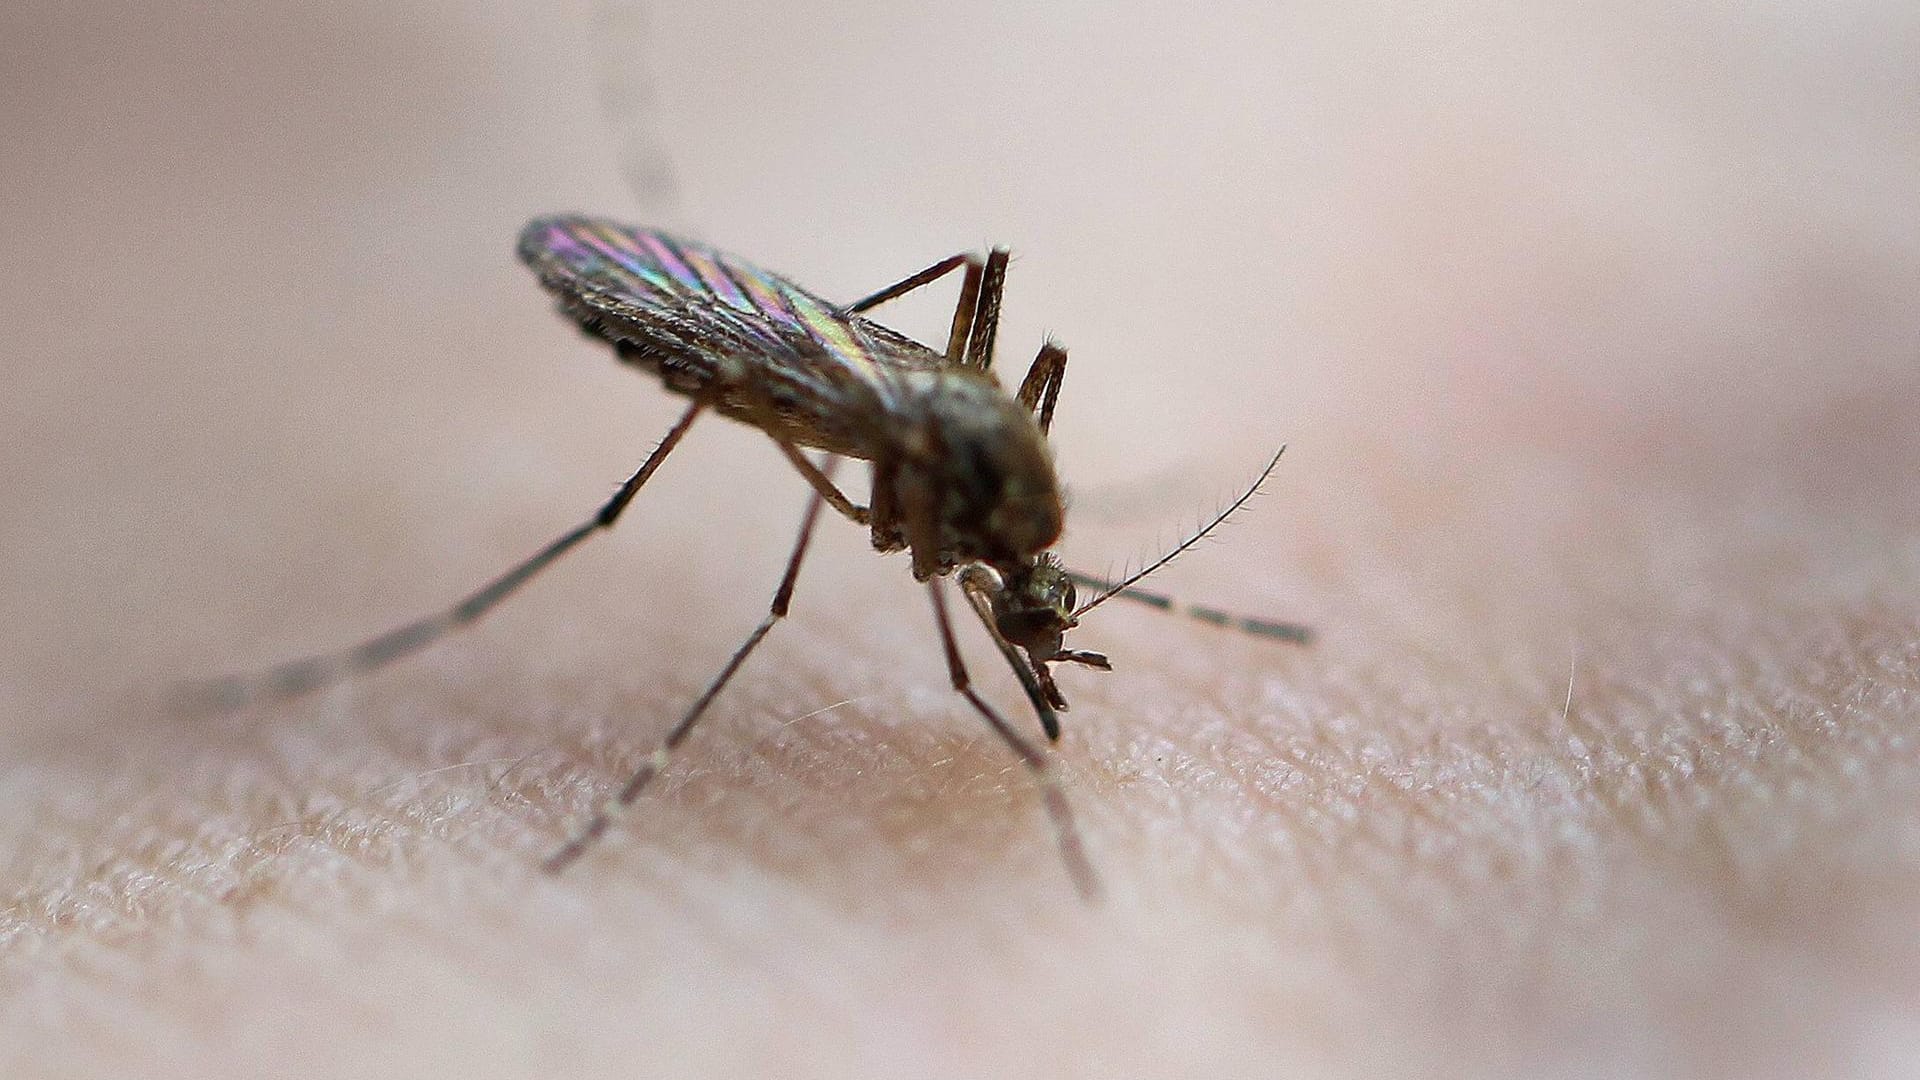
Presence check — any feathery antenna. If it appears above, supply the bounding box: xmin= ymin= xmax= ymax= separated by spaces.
xmin=1072 ymin=446 xmax=1286 ymax=617
xmin=1067 ymin=446 xmax=1311 ymax=644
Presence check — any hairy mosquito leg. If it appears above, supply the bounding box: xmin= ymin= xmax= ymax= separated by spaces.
xmin=1015 ymin=341 xmax=1068 ymax=435
xmin=837 ymin=248 xmax=987 ymax=366
xmin=961 ymin=249 xmax=1009 ymax=372
xmin=180 ymin=398 xmax=708 ymax=714
xmin=927 ymin=579 xmax=1101 ymax=900
xmin=842 ymin=252 xmax=972 ymax=314
xmin=771 ymin=437 xmax=870 ymax=525
xmin=942 ymin=257 xmax=984 ymax=363
xmin=543 ymin=464 xmax=834 ymax=874
xmin=834 ymin=245 xmax=1005 ymax=371
xmin=957 ymin=566 xmax=1062 ymax=741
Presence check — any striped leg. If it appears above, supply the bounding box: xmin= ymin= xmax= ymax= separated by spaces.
xmin=1065 ymin=447 xmax=1313 ymax=645
xmin=1064 ymin=571 xmax=1313 ymax=645
xmin=543 ymin=464 xmax=834 ymax=874
xmin=177 ymin=398 xmax=706 ymax=714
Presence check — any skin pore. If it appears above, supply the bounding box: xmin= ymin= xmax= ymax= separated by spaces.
xmin=3 ymin=2 xmax=1917 ymax=1077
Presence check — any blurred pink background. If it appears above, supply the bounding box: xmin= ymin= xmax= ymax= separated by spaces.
xmin=4 ymin=1 xmax=1918 ymax=1076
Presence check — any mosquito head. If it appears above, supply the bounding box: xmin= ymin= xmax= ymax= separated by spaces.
xmin=991 ymin=555 xmax=1078 ymax=659
xmin=984 ymin=555 xmax=1112 ymax=710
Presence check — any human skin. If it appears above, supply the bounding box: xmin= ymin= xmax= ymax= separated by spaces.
xmin=4 ymin=2 xmax=1918 ymax=1077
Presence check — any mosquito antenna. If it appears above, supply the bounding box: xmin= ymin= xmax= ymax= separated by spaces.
xmin=1071 ymin=445 xmax=1289 ymax=620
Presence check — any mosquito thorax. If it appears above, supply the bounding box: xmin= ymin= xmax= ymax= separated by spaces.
xmin=893 ymin=369 xmax=1064 ymax=571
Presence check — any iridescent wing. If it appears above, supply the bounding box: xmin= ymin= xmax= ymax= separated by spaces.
xmin=518 ymin=216 xmax=940 ymax=455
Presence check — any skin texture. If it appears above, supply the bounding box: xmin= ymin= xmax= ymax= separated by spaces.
xmin=3 ymin=1 xmax=1917 ymax=1077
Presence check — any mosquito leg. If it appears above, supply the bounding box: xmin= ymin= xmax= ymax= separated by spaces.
xmin=770 ymin=437 xmax=870 ymax=525
xmin=1015 ymin=341 xmax=1068 ymax=435
xmin=957 ymin=566 xmax=1061 ymax=741
xmin=838 ymin=246 xmax=1006 ymax=371
xmin=926 ymin=578 xmax=1101 ymax=900
xmin=960 ymin=249 xmax=1009 ymax=372
xmin=843 ymin=252 xmax=973 ymax=314
xmin=715 ymin=348 xmax=869 ymax=531
xmin=840 ymin=248 xmax=986 ymax=366
xmin=942 ymin=257 xmax=983 ymax=363
xmin=543 ymin=463 xmax=836 ymax=874
xmin=180 ymin=398 xmax=708 ymax=714
xmin=865 ymin=457 xmax=907 ymax=555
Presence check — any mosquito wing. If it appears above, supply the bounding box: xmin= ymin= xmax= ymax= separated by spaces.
xmin=518 ymin=216 xmax=942 ymax=457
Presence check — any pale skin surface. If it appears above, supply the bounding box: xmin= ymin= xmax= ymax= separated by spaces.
xmin=4 ymin=2 xmax=1918 ymax=1077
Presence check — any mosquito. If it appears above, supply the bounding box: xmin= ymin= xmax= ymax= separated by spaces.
xmin=189 ymin=217 xmax=1311 ymax=898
